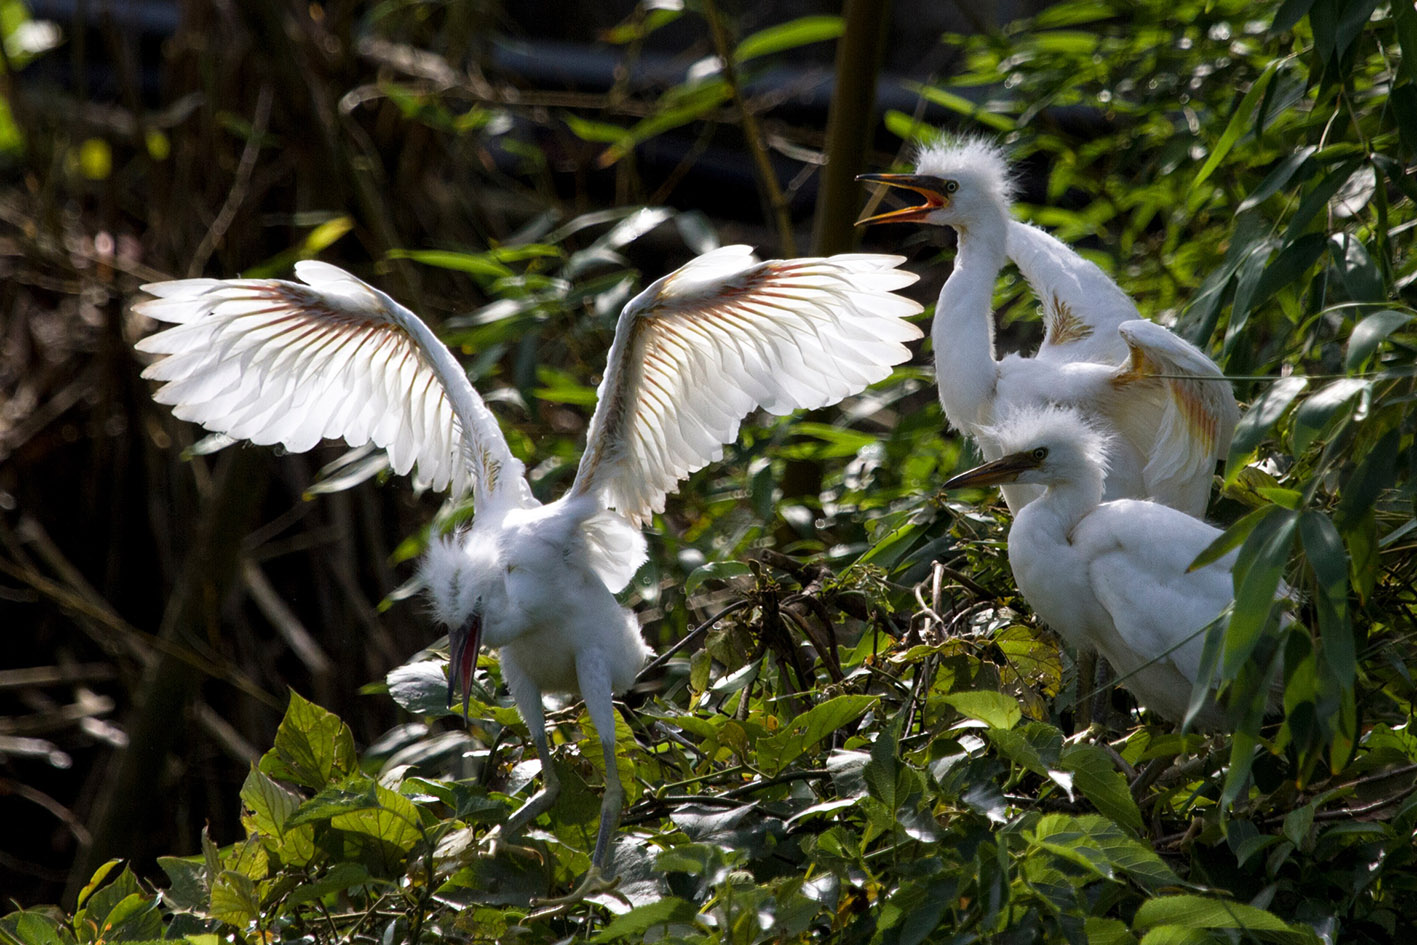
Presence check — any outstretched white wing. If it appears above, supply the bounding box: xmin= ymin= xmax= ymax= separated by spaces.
xmin=134 ymin=261 xmax=530 ymax=509
xmin=568 ymin=246 xmax=923 ymax=525
xmin=1105 ymin=320 xmax=1238 ymax=516
xmin=1007 ymin=220 xmax=1139 ymax=366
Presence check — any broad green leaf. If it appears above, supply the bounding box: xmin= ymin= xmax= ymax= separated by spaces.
xmin=1285 ymin=159 xmax=1363 ymax=239
xmin=756 ymin=694 xmax=877 ymax=777
xmin=1224 ymin=507 xmax=1297 ymax=678
xmin=684 ymin=560 xmax=751 ymax=595
xmin=240 ymin=766 xmax=316 ymax=866
xmin=329 ymin=783 xmax=423 ymax=855
xmin=92 ymin=893 xmax=163 ymax=942
xmin=1031 ymin=814 xmax=1179 ymax=889
xmin=208 ymin=871 xmax=259 ymax=929
xmin=1061 ymin=743 xmax=1144 ymax=835
xmin=0 ymin=912 xmax=69 ymax=945
xmin=941 ymin=690 xmax=1022 ymax=730
xmin=1344 ymin=309 xmax=1413 ymax=371
xmin=1290 ymin=378 xmax=1369 ymax=454
xmin=1225 ymin=376 xmax=1309 ymax=479
xmin=1086 ymin=916 xmax=1140 ymax=945
xmin=734 ymin=16 xmax=842 ymax=62
xmin=1236 ymin=146 xmax=1316 ymax=212
xmin=1299 ymin=510 xmax=1355 ymax=685
xmin=587 ymin=897 xmax=700 ymax=943
xmin=1133 ymin=895 xmax=1319 ymax=942
xmin=1397 ymin=1 xmax=1417 ymax=84
xmin=240 ymin=766 xmax=300 ymax=836
xmin=260 ymin=691 xmax=358 ymax=790
xmin=1271 ymin=0 xmax=1318 ymax=33
xmin=287 ymin=782 xmax=382 ymax=829
xmin=157 ymin=855 xmax=209 ymax=914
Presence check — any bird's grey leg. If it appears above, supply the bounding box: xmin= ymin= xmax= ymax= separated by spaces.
xmin=498 ymin=662 xmax=560 ymax=842
xmin=528 ymin=652 xmax=625 ymax=912
xmin=576 ymin=652 xmax=623 ymax=873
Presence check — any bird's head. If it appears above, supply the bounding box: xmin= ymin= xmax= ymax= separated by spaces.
xmin=856 ymin=136 xmax=1015 ymax=229
xmin=421 ymin=532 xmax=501 ymax=721
xmin=942 ymin=405 xmax=1110 ymax=492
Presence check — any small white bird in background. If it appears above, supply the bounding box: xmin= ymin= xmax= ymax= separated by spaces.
xmin=133 ymin=248 xmax=923 ymax=880
xmin=858 ymin=137 xmax=1238 ymax=516
xmin=942 ymin=405 xmax=1282 ymax=729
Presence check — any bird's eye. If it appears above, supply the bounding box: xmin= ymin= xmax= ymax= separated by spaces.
xmin=944 ymin=180 xmax=960 ymax=194
xmin=1031 ymin=447 xmax=1048 ymax=461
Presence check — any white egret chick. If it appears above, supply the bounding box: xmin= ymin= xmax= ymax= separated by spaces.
xmin=858 ymin=137 xmax=1238 ymax=516
xmin=942 ymin=405 xmax=1276 ymax=728
xmin=134 ymin=248 xmax=923 ymax=876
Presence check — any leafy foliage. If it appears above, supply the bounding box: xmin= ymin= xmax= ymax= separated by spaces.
xmin=4 ymin=0 xmax=1417 ymax=941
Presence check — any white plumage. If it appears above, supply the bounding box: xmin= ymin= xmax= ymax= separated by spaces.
xmin=943 ymin=405 xmax=1281 ymax=728
xmin=134 ymin=248 xmax=923 ymax=876
xmin=858 ymin=137 xmax=1238 ymax=516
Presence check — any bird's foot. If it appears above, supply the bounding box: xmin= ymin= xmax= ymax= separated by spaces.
xmin=477 ymin=825 xmax=544 ymax=865
xmin=527 ymin=867 xmax=627 ymax=918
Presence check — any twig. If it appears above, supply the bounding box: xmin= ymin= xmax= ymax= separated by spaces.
xmin=636 ymin=599 xmax=755 ymax=680
xmin=189 ymin=85 xmax=273 ymax=276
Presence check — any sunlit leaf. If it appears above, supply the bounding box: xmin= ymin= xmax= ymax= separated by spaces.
xmin=734 ymin=16 xmax=842 ymax=62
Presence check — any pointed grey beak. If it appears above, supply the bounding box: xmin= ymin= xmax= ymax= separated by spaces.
xmin=447 ymin=611 xmax=483 ymax=722
xmin=941 ymin=449 xmax=1045 ymax=491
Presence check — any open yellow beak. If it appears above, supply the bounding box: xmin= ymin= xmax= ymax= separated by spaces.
xmin=941 ymin=450 xmax=1044 ymax=491
xmin=855 ymin=173 xmax=953 ymax=225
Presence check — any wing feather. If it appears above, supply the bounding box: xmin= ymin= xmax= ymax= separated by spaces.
xmin=1108 ymin=320 xmax=1239 ymax=516
xmin=1007 ymin=220 xmax=1138 ymax=365
xmin=569 ymin=247 xmax=924 ymax=524
xmin=134 ymin=261 xmax=530 ymax=508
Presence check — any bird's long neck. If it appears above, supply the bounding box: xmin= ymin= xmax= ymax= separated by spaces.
xmin=1015 ymin=466 xmax=1105 ymax=547
xmin=934 ymin=212 xmax=1008 ymax=432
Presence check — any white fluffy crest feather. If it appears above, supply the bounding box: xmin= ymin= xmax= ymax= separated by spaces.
xmin=982 ymin=404 xmax=1113 ymax=478
xmin=913 ymin=135 xmax=1018 ymax=207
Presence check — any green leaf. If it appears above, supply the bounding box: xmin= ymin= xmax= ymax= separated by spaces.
xmin=684 ymin=560 xmax=751 ymax=595
xmin=1299 ymin=510 xmax=1356 ymax=685
xmin=208 ymin=871 xmax=259 ymax=929
xmin=1225 ymin=376 xmax=1309 ymax=479
xmin=1061 ymin=743 xmax=1144 ymax=835
xmin=1291 ymin=378 xmax=1369 ymax=454
xmin=907 ymin=83 xmax=1016 ymax=132
xmin=940 ymin=690 xmax=1022 ymax=730
xmin=1223 ymin=507 xmax=1297 ymax=678
xmin=1191 ymin=61 xmax=1279 ymax=191
xmin=287 ymin=782 xmax=382 ymax=829
xmin=386 ymin=248 xmax=512 ymax=278
xmin=1086 ymin=916 xmax=1140 ymax=945
xmin=75 ymin=859 xmax=122 ymax=909
xmin=0 ymin=911 xmax=69 ymax=945
xmin=329 ymin=783 xmax=423 ymax=855
xmin=259 ymin=691 xmax=358 ymax=790
xmin=1345 ymin=309 xmax=1413 ymax=371
xmin=588 ymin=897 xmax=700 ymax=942
xmin=1133 ymin=895 xmax=1319 ymax=942
xmin=1236 ymin=146 xmax=1316 ymax=212
xmin=1031 ymin=814 xmax=1180 ymax=889
xmin=734 ymin=16 xmax=843 ymax=61
xmin=756 ymin=694 xmax=877 ymax=777
xmin=1271 ymin=0 xmax=1318 ymax=33
xmin=1397 ymin=1 xmax=1417 ymax=84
